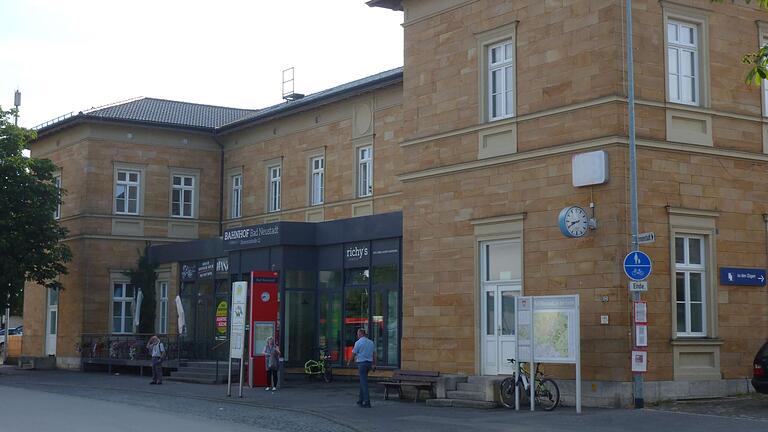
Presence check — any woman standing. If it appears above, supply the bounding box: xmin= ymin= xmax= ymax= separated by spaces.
xmin=146 ymin=335 xmax=165 ymax=385
xmin=263 ymin=336 xmax=280 ymax=391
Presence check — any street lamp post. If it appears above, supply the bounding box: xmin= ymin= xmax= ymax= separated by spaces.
xmin=625 ymin=0 xmax=644 ymax=409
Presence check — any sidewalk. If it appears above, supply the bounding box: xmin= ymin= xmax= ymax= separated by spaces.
xmin=0 ymin=365 xmax=765 ymax=432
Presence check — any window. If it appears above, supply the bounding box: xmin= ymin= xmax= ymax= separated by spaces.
xmin=760 ymin=28 xmax=768 ymax=117
xmin=268 ymin=165 xmax=281 ymax=212
xmin=115 ymin=170 xmax=140 ymax=215
xmin=231 ymin=174 xmax=242 ymax=218
xmin=112 ymin=282 xmax=135 ymax=334
xmin=53 ymin=174 xmax=61 ymax=219
xmin=158 ymin=281 xmax=168 ymax=334
xmin=674 ymin=235 xmax=706 ymax=336
xmin=488 ymin=40 xmax=515 ymax=120
xmin=310 ymin=156 xmax=324 ymax=205
xmin=171 ymin=174 xmax=194 ymax=218
xmin=357 ymin=146 xmax=372 ymax=198
xmin=667 ymin=20 xmax=699 ymax=106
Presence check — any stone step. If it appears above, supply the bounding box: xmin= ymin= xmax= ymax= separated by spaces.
xmin=426 ymin=399 xmax=497 ymax=409
xmin=467 ymin=375 xmax=500 ymax=385
xmin=446 ymin=390 xmax=487 ymax=401
xmin=456 ymin=382 xmax=483 ymax=392
xmin=166 ymin=375 xmax=219 ymax=384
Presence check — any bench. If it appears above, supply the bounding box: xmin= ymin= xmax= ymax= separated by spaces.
xmin=380 ymin=370 xmax=440 ymax=402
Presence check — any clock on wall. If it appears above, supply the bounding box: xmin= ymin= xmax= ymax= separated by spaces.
xmin=558 ymin=205 xmax=590 ymax=238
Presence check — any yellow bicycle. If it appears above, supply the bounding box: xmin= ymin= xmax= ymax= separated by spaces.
xmin=304 ymin=347 xmax=333 ymax=383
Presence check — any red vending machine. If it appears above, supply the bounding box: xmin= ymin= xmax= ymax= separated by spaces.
xmin=248 ymin=271 xmax=280 ymax=387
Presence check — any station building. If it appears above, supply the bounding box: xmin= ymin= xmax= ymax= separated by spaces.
xmin=23 ymin=0 xmax=768 ymax=405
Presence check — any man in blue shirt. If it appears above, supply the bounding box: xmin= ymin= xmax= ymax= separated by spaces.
xmin=348 ymin=328 xmax=376 ymax=408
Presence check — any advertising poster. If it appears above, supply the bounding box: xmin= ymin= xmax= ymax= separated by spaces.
xmin=632 ymin=350 xmax=647 ymax=373
xmin=216 ymin=300 xmax=228 ymax=341
xmin=635 ymin=324 xmax=648 ymax=347
xmin=634 ymin=301 xmax=647 ymax=324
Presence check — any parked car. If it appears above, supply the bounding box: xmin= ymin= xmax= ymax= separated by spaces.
xmin=753 ymin=341 xmax=768 ymax=394
xmin=0 ymin=326 xmax=22 ymax=348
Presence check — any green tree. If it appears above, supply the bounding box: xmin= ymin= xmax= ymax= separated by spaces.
xmin=0 ymin=107 xmax=72 ymax=314
xmin=123 ymin=242 xmax=158 ymax=334
xmin=712 ymin=0 xmax=768 ymax=83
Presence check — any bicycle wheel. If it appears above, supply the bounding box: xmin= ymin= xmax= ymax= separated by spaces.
xmin=323 ymin=364 xmax=333 ymax=383
xmin=498 ymin=377 xmax=516 ymax=408
xmin=535 ymin=378 xmax=560 ymax=411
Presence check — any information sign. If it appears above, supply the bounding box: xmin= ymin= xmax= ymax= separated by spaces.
xmin=623 ymin=251 xmax=652 ymax=281
xmin=229 ymin=282 xmax=247 ymax=359
xmin=719 ymin=267 xmax=766 ymax=287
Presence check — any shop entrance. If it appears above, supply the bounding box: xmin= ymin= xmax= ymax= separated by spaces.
xmin=181 ymin=278 xmax=229 ymax=360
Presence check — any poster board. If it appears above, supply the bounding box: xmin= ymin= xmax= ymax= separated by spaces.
xmin=532 ymin=296 xmax=579 ymax=364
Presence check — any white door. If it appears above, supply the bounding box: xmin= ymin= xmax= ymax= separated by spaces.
xmin=482 ymin=284 xmax=519 ymax=375
xmin=479 ymin=240 xmax=522 ymax=375
xmin=45 ymin=288 xmax=58 ymax=356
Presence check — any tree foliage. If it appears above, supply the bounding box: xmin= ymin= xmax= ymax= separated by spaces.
xmin=712 ymin=0 xmax=768 ymax=84
xmin=0 ymin=107 xmax=72 ymax=312
xmin=123 ymin=242 xmax=158 ymax=334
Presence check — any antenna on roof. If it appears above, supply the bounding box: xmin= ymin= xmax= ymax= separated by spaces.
xmin=13 ymin=89 xmax=21 ymax=126
xmin=282 ymin=67 xmax=305 ymax=101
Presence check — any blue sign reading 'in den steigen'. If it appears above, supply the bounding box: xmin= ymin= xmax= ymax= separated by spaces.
xmin=719 ymin=267 xmax=766 ymax=287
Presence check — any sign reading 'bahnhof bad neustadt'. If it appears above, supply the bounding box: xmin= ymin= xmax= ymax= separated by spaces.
xmin=223 ymin=224 xmax=280 ymax=249
xmin=719 ymin=267 xmax=767 ymax=287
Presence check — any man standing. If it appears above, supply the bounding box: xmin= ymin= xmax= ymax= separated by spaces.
xmin=348 ymin=328 xmax=375 ymax=408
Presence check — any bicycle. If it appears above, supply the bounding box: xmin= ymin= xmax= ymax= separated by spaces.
xmin=498 ymin=358 xmax=560 ymax=411
xmin=304 ymin=346 xmax=333 ymax=383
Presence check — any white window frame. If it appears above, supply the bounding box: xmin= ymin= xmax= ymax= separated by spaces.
xmin=171 ymin=174 xmax=195 ymax=218
xmin=53 ymin=174 xmax=61 ymax=219
xmin=487 ymin=40 xmax=515 ymax=120
xmin=666 ymin=20 xmax=699 ymax=106
xmin=158 ymin=281 xmax=168 ymax=334
xmin=231 ymin=174 xmax=242 ymax=219
xmin=662 ymin=3 xmax=709 ymax=108
xmin=674 ymin=234 xmax=707 ymax=337
xmin=310 ymin=156 xmax=324 ymax=205
xmin=268 ymin=165 xmax=281 ymax=212
xmin=115 ymin=169 xmax=140 ymax=215
xmin=357 ymin=146 xmax=373 ymax=198
xmin=112 ymin=282 xmax=135 ymax=334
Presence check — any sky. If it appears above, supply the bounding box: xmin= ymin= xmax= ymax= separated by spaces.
xmin=0 ymin=0 xmax=404 ymax=129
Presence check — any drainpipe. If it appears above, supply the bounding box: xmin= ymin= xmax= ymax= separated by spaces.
xmin=213 ymin=135 xmax=225 ymax=237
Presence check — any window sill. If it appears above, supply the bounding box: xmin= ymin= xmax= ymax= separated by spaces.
xmin=670 ymin=338 xmax=723 ymax=346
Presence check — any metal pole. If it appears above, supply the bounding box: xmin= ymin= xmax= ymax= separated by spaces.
xmin=625 ymin=0 xmax=644 ymax=409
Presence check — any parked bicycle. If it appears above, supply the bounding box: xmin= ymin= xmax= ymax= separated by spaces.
xmin=498 ymin=358 xmax=560 ymax=411
xmin=304 ymin=346 xmax=333 ymax=383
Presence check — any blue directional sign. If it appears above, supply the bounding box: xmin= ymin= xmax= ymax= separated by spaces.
xmin=623 ymin=251 xmax=652 ymax=281
xmin=719 ymin=267 xmax=766 ymax=287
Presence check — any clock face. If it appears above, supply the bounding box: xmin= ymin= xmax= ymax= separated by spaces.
xmin=558 ymin=206 xmax=589 ymax=238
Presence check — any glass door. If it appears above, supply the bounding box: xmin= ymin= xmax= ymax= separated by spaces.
xmin=45 ymin=288 xmax=58 ymax=356
xmin=479 ymin=239 xmax=522 ymax=375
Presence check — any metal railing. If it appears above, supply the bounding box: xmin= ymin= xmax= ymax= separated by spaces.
xmin=79 ymin=333 xmax=180 ymax=362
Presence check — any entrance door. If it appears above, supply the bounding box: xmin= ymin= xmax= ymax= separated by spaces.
xmin=45 ymin=288 xmax=58 ymax=356
xmin=481 ymin=284 xmax=518 ymax=375
xmin=479 ymin=239 xmax=522 ymax=375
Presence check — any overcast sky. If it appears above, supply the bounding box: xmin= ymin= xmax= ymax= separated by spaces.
xmin=0 ymin=0 xmax=404 ymax=128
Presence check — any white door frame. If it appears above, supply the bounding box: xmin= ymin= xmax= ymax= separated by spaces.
xmin=479 ymin=239 xmax=522 ymax=375
xmin=45 ymin=288 xmax=58 ymax=356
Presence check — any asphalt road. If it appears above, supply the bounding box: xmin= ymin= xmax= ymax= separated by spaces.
xmin=0 ymin=366 xmax=766 ymax=432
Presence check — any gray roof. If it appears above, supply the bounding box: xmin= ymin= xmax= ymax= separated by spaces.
xmin=217 ymin=67 xmax=403 ymax=132
xmin=34 ymin=67 xmax=404 ymax=136
xmin=84 ymin=98 xmax=259 ymax=129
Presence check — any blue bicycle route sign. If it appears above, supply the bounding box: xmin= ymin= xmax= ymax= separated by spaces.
xmin=623 ymin=251 xmax=652 ymax=281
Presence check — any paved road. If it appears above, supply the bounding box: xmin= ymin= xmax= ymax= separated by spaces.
xmin=0 ymin=366 xmax=766 ymax=432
